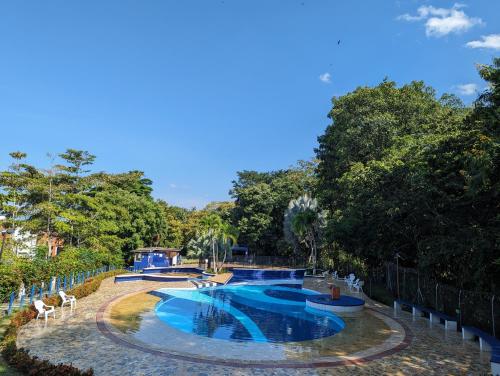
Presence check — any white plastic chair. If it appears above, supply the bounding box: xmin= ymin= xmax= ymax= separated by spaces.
xmin=347 ymin=277 xmax=358 ymax=290
xmin=343 ymin=273 xmax=355 ymax=282
xmin=34 ymin=300 xmax=56 ymax=321
xmin=59 ymin=290 xmax=77 ymax=309
xmin=353 ymin=280 xmax=364 ymax=293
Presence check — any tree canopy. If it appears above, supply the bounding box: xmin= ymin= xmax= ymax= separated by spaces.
xmin=0 ymin=150 xmax=167 ymax=263
xmin=230 ymin=161 xmax=317 ymax=256
xmin=315 ymin=60 xmax=499 ymax=291
xmin=1 ymin=59 xmax=498 ymax=294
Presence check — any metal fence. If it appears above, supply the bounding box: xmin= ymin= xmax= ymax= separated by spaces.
xmin=365 ymin=262 xmax=499 ymax=338
xmin=1 ymin=265 xmax=117 ymax=317
xmin=216 ymin=255 xmax=499 ymax=338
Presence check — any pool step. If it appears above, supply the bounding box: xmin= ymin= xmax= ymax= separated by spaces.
xmin=192 ymin=280 xmax=218 ymax=289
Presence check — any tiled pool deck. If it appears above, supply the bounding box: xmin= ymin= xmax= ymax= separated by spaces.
xmin=17 ymin=277 xmax=490 ymax=375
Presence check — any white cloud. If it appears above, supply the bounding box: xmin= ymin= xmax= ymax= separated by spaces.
xmin=319 ymin=72 xmax=331 ymax=83
xmin=169 ymin=183 xmax=177 ymax=189
xmin=455 ymin=83 xmax=478 ymax=95
xmin=466 ymin=34 xmax=500 ymax=50
xmin=397 ymin=3 xmax=483 ymax=37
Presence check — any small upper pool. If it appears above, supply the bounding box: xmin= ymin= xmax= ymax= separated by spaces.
xmin=154 ymin=285 xmax=345 ymax=343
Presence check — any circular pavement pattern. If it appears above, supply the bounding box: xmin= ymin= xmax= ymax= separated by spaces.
xmin=96 ymin=288 xmax=413 ymax=369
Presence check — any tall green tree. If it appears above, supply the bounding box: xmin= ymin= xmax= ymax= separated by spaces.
xmin=231 ymin=161 xmax=317 ymax=256
xmin=0 ymin=152 xmax=28 ymax=230
xmin=315 ymin=61 xmax=499 ymax=291
xmin=0 ymin=150 xmax=170 ymax=264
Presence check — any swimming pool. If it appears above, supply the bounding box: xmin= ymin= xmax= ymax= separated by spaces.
xmin=154 ymin=285 xmax=345 ymax=343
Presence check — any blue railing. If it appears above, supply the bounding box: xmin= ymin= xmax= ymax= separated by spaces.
xmin=2 ymin=265 xmax=117 ymax=316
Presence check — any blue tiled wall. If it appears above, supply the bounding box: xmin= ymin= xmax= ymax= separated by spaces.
xmin=133 ymin=254 xmax=170 ymax=270
xmin=230 ymin=268 xmax=305 ymax=283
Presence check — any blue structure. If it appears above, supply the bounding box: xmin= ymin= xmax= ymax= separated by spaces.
xmin=306 ymin=294 xmax=365 ymax=313
xmin=229 ymin=268 xmax=305 ymax=285
xmin=114 ymin=267 xmax=203 ymax=283
xmin=142 ymin=267 xmax=202 ymax=275
xmin=132 ymin=247 xmax=181 ymax=270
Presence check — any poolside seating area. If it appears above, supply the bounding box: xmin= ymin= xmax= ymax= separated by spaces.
xmin=2 ymin=266 xmax=114 ymax=317
xmin=59 ymin=290 xmax=77 ymax=309
xmin=330 ymin=271 xmax=364 ymax=293
xmin=394 ymin=299 xmax=457 ymax=330
xmin=34 ymin=300 xmax=56 ymax=322
xmin=394 ymin=298 xmax=500 ymax=375
xmin=33 ymin=290 xmax=78 ymax=323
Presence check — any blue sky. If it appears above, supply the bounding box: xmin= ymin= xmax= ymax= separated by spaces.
xmin=0 ymin=1 xmax=498 ymax=208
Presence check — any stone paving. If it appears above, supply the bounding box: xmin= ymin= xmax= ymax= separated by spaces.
xmin=103 ymin=290 xmax=406 ymax=364
xmin=16 ymin=277 xmax=491 ymax=375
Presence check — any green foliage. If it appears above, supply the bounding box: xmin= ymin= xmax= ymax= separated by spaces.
xmin=285 ymin=194 xmax=325 ymax=273
xmin=1 ymin=270 xmax=123 ymax=376
xmin=0 ymin=264 xmax=21 ymax=304
xmin=203 ymin=201 xmax=236 ymax=223
xmin=156 ymin=201 xmax=236 ymax=253
xmin=0 ymin=149 xmax=168 ymax=265
xmin=1 ymin=60 xmax=498 ymax=297
xmin=186 ymin=232 xmax=212 ymax=260
xmin=231 ymin=161 xmax=317 ymax=255
xmin=158 ymin=201 xmax=188 ymax=248
xmin=316 ymin=61 xmax=499 ymax=291
xmin=0 ymin=247 xmax=122 ymax=302
xmin=198 ymin=213 xmax=238 ymax=273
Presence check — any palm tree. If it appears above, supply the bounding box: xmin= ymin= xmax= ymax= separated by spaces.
xmin=216 ymin=222 xmax=238 ymax=272
xmin=285 ymin=194 xmax=325 ymax=274
xmin=292 ymin=210 xmax=319 ymax=274
xmin=199 ymin=214 xmax=238 ymax=273
xmin=186 ymin=232 xmax=211 ymax=263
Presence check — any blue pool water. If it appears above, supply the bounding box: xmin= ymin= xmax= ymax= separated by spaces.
xmin=154 ymin=285 xmax=345 ymax=343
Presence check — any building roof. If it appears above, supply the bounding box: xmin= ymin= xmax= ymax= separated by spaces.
xmin=132 ymin=247 xmax=181 ymax=253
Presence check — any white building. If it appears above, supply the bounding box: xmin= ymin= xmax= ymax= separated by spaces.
xmin=12 ymin=228 xmax=38 ymax=258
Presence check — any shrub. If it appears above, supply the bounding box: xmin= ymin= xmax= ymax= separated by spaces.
xmin=0 ymin=270 xmax=125 ymax=376
xmin=2 ymin=247 xmax=123 ymax=294
xmin=0 ymin=263 xmax=21 ymax=303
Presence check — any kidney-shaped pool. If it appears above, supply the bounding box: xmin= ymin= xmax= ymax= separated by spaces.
xmin=154 ymin=285 xmax=345 ymax=343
